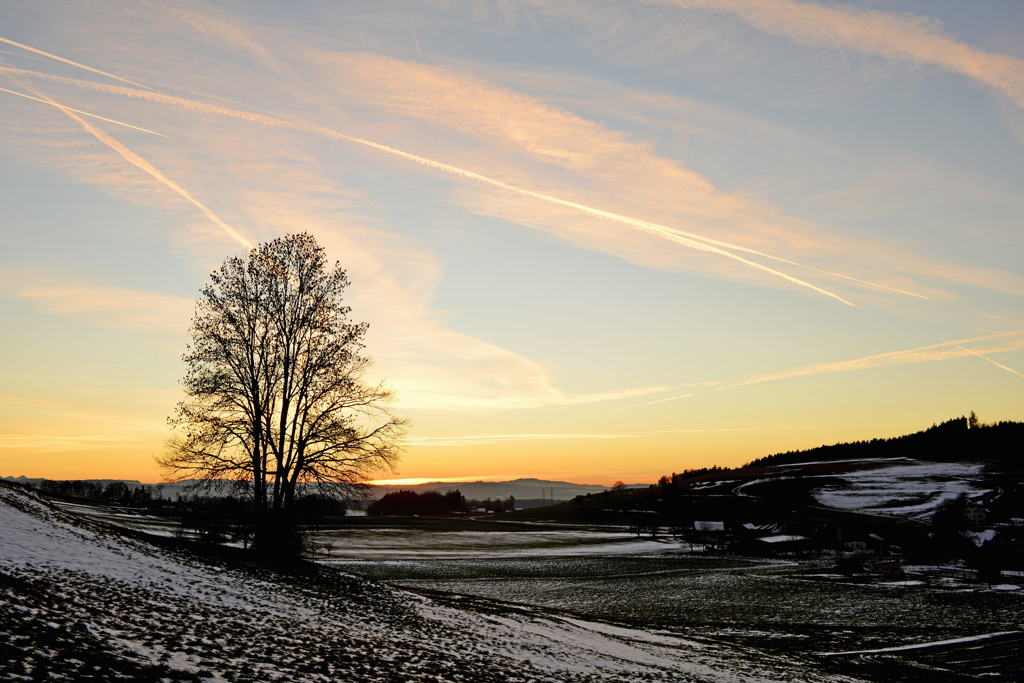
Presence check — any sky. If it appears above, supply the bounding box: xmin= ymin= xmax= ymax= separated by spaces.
xmin=1 ymin=0 xmax=1023 ymax=486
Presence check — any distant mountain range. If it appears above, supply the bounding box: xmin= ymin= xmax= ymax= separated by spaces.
xmin=0 ymin=475 xmax=647 ymax=503
xmin=369 ymin=478 xmax=648 ymax=502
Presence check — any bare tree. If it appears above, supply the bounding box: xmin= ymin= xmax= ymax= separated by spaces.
xmin=159 ymin=233 xmax=405 ymax=526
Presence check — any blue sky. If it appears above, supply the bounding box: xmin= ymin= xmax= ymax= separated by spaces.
xmin=1 ymin=0 xmax=1022 ymax=484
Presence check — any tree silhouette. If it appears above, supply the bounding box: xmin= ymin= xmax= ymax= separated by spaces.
xmin=159 ymin=233 xmax=406 ymax=536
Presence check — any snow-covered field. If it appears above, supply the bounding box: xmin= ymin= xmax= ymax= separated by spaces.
xmin=807 ymin=459 xmax=992 ymax=518
xmin=51 ymin=499 xmax=184 ymax=537
xmin=343 ymin=554 xmax=1024 ymax=654
xmin=316 ymin=527 xmax=682 ymax=559
xmin=2 ymin=484 xmax=877 ymax=682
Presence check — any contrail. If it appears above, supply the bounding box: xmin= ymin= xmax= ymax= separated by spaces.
xmin=953 ymin=344 xmax=1024 ymax=380
xmin=0 ymin=36 xmax=164 ymax=93
xmin=22 ymin=84 xmax=313 ymax=291
xmin=5 ymin=69 xmax=880 ymax=305
xmin=730 ymin=330 xmax=1024 ymax=388
xmin=310 ymin=129 xmax=859 ymax=307
xmin=23 ymin=86 xmax=250 ymax=249
xmin=405 ymin=425 xmax=800 ymax=448
xmin=411 ymin=24 xmax=422 ymax=56
xmin=607 ymin=392 xmax=695 ymax=413
xmin=408 ymin=432 xmax=639 ymax=446
xmin=984 ymin=314 xmax=1024 ymax=328
xmin=612 ymin=329 xmax=1024 ymax=414
xmin=661 ymin=229 xmax=928 ymax=299
xmin=0 ymin=86 xmax=166 ymax=137
xmin=606 ymin=327 xmax=1024 ymax=413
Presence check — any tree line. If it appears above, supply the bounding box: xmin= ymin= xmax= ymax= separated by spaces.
xmin=647 ymin=413 xmax=1021 ymax=489
xmin=745 ymin=413 xmax=1024 ymax=469
xmin=38 ymin=480 xmax=167 ymax=506
xmin=657 ymin=465 xmax=731 ymax=486
xmin=366 ymin=489 xmax=518 ymax=515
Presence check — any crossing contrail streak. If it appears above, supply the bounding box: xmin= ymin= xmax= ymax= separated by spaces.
xmin=6 ymin=68 xmax=878 ymax=305
xmin=0 ymin=86 xmax=167 ymax=137
xmin=661 ymin=230 xmax=928 ymax=299
xmin=24 ymin=86 xmax=250 ymax=249
xmin=953 ymin=344 xmax=1024 ymax=380
xmin=0 ymin=36 xmax=164 ymax=93
xmin=308 ymin=129 xmax=859 ymax=307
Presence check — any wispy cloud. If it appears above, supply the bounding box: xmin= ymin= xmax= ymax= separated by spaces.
xmin=731 ymin=331 xmax=1024 ymax=388
xmin=7 ymin=283 xmax=193 ymax=335
xmin=308 ymin=52 xmax=890 ymax=300
xmin=406 ymin=424 xmax=805 ymax=447
xmin=152 ymin=6 xmax=288 ymax=75
xmin=985 ymin=315 xmax=1024 ymax=328
xmin=602 ymin=331 xmax=1024 ymax=415
xmin=648 ymin=0 xmax=1024 ymax=107
xmin=0 ymin=389 xmax=173 ymax=460
xmin=0 ymin=434 xmax=135 ymax=450
xmin=12 ymin=52 xmax=1022 ymax=303
xmin=333 ymin=136 xmax=858 ymax=306
xmin=2 ymin=73 xmax=666 ymax=414
xmin=0 ymin=27 xmax=894 ymax=308
xmin=607 ymin=392 xmax=695 ymax=413
xmin=386 ymin=366 xmax=670 ymax=411
xmin=408 ymin=432 xmax=640 ymax=447
xmin=305 ymin=51 xmax=1023 ymax=300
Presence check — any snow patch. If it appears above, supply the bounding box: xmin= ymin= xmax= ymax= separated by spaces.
xmin=810 ymin=460 xmax=992 ymax=518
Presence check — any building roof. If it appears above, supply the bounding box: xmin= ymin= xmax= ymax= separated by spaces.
xmin=756 ymin=534 xmax=809 ymax=544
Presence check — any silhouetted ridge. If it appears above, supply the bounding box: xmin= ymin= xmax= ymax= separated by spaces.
xmin=744 ymin=413 xmax=1024 ymax=469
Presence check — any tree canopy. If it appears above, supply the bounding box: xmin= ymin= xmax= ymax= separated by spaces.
xmin=159 ymin=233 xmax=406 ymax=524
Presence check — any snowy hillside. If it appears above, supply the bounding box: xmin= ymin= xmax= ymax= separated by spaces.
xmin=806 ymin=459 xmax=993 ymax=518
xmin=0 ymin=483 xmax=862 ymax=682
